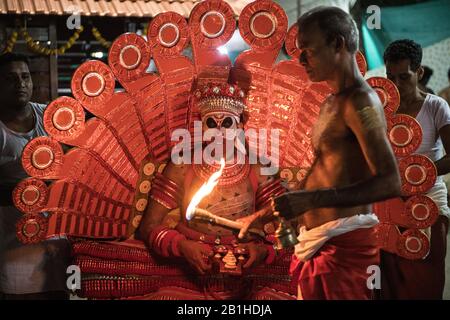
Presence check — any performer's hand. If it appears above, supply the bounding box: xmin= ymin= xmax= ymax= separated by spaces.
xmin=272 ymin=191 xmax=313 ymax=220
xmin=240 ymin=243 xmax=268 ymax=269
xmin=237 ymin=207 xmax=272 ymax=240
xmin=178 ymin=239 xmax=213 ymax=275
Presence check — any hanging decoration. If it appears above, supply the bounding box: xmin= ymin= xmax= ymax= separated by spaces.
xmin=20 ymin=26 xmax=85 ymax=55
xmin=2 ymin=31 xmax=19 ymax=53
xmin=1 ymin=25 xmax=112 ymax=56
xmin=91 ymin=27 xmax=111 ymax=48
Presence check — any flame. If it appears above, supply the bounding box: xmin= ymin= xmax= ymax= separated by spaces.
xmin=185 ymin=158 xmax=226 ymax=220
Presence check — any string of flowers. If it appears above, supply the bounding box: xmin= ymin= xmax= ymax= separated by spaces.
xmin=2 ymin=25 xmax=113 ymax=56
xmin=3 ymin=30 xmax=19 ymax=53
xmin=20 ymin=26 xmax=85 ymax=55
xmin=91 ymin=27 xmax=111 ymax=48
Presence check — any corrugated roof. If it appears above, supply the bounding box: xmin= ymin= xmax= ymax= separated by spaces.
xmin=0 ymin=0 xmax=253 ymax=18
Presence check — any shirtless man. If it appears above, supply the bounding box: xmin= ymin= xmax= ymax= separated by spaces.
xmin=239 ymin=7 xmax=401 ymax=300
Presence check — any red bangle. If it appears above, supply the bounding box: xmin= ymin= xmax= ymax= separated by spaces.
xmin=148 ymin=226 xmax=186 ymax=258
xmin=149 ymin=173 xmax=182 ymax=209
xmin=150 ymin=189 xmax=179 ymax=209
xmin=147 ymin=226 xmax=169 ymax=248
xmin=256 ymin=179 xmax=286 ymax=209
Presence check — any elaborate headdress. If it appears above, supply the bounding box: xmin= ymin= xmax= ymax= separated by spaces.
xmin=194 ymin=82 xmax=246 ymax=118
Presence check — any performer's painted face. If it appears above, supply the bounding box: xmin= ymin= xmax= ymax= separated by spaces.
xmin=201 ymin=111 xmax=242 ymax=152
xmin=297 ymin=22 xmax=338 ymax=82
xmin=202 ymin=112 xmax=240 ymax=134
xmin=386 ymin=59 xmax=424 ymax=99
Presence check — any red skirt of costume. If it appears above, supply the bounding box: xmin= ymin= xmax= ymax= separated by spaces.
xmin=71 ymin=239 xmax=297 ymax=300
xmin=376 ymin=215 xmax=448 ymax=300
xmin=290 ymin=227 xmax=379 ymax=300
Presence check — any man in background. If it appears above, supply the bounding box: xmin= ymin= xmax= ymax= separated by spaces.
xmin=380 ymin=39 xmax=450 ymax=299
xmin=0 ymin=53 xmax=70 ymax=299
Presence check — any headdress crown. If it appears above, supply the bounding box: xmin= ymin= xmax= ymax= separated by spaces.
xmin=194 ymin=83 xmax=246 ymax=118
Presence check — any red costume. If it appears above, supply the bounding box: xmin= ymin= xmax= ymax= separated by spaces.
xmin=10 ymin=0 xmax=418 ymax=301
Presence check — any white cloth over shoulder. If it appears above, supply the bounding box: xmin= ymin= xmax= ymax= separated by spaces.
xmin=294 ymin=213 xmax=379 ymax=262
xmin=415 ymin=94 xmax=450 ymax=218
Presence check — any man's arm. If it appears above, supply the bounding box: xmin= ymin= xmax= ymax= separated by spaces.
xmin=137 ymin=162 xmax=185 ymax=241
xmin=138 ymin=162 xmax=213 ymax=274
xmin=275 ymin=89 xmax=402 ymax=219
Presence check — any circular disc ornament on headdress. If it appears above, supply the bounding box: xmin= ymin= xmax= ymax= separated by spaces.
xmin=399 ymin=154 xmax=437 ymax=195
xmin=71 ymin=60 xmax=115 ymax=111
xmin=16 ymin=213 xmax=48 ymax=244
xmin=239 ymin=0 xmax=288 ymax=49
xmin=22 ymin=137 xmax=63 ymax=178
xmin=108 ymin=33 xmax=151 ymax=82
xmin=189 ymin=0 xmax=235 ymax=47
xmin=387 ymin=114 xmax=422 ymax=157
xmin=405 ymin=195 xmax=439 ymax=229
xmin=356 ymin=51 xmax=367 ymax=77
xmin=398 ymin=228 xmax=430 ymax=260
xmin=43 ymin=96 xmax=85 ymax=141
xmin=285 ymin=24 xmax=300 ymax=59
xmin=367 ymin=77 xmax=400 ymax=115
xmin=148 ymin=12 xmax=190 ymax=56
xmin=13 ymin=178 xmax=48 ymax=214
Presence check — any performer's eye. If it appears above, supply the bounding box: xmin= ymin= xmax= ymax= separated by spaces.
xmin=221 ymin=117 xmax=234 ymax=128
xmin=206 ymin=117 xmax=218 ymax=128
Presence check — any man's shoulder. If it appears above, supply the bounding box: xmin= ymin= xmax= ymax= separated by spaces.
xmin=29 ymin=102 xmax=47 ymax=118
xmin=425 ymin=93 xmax=449 ymax=109
xmin=30 ymin=101 xmax=47 ymax=110
xmin=343 ymin=85 xmax=380 ymax=112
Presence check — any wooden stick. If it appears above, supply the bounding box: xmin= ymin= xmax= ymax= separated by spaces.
xmin=193 ymin=208 xmax=265 ymax=237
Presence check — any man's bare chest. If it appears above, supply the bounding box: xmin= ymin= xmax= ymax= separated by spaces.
xmin=311 ymin=103 xmax=348 ymax=151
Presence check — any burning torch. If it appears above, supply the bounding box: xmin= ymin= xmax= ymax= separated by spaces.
xmin=185 ymin=158 xmax=265 ymax=237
